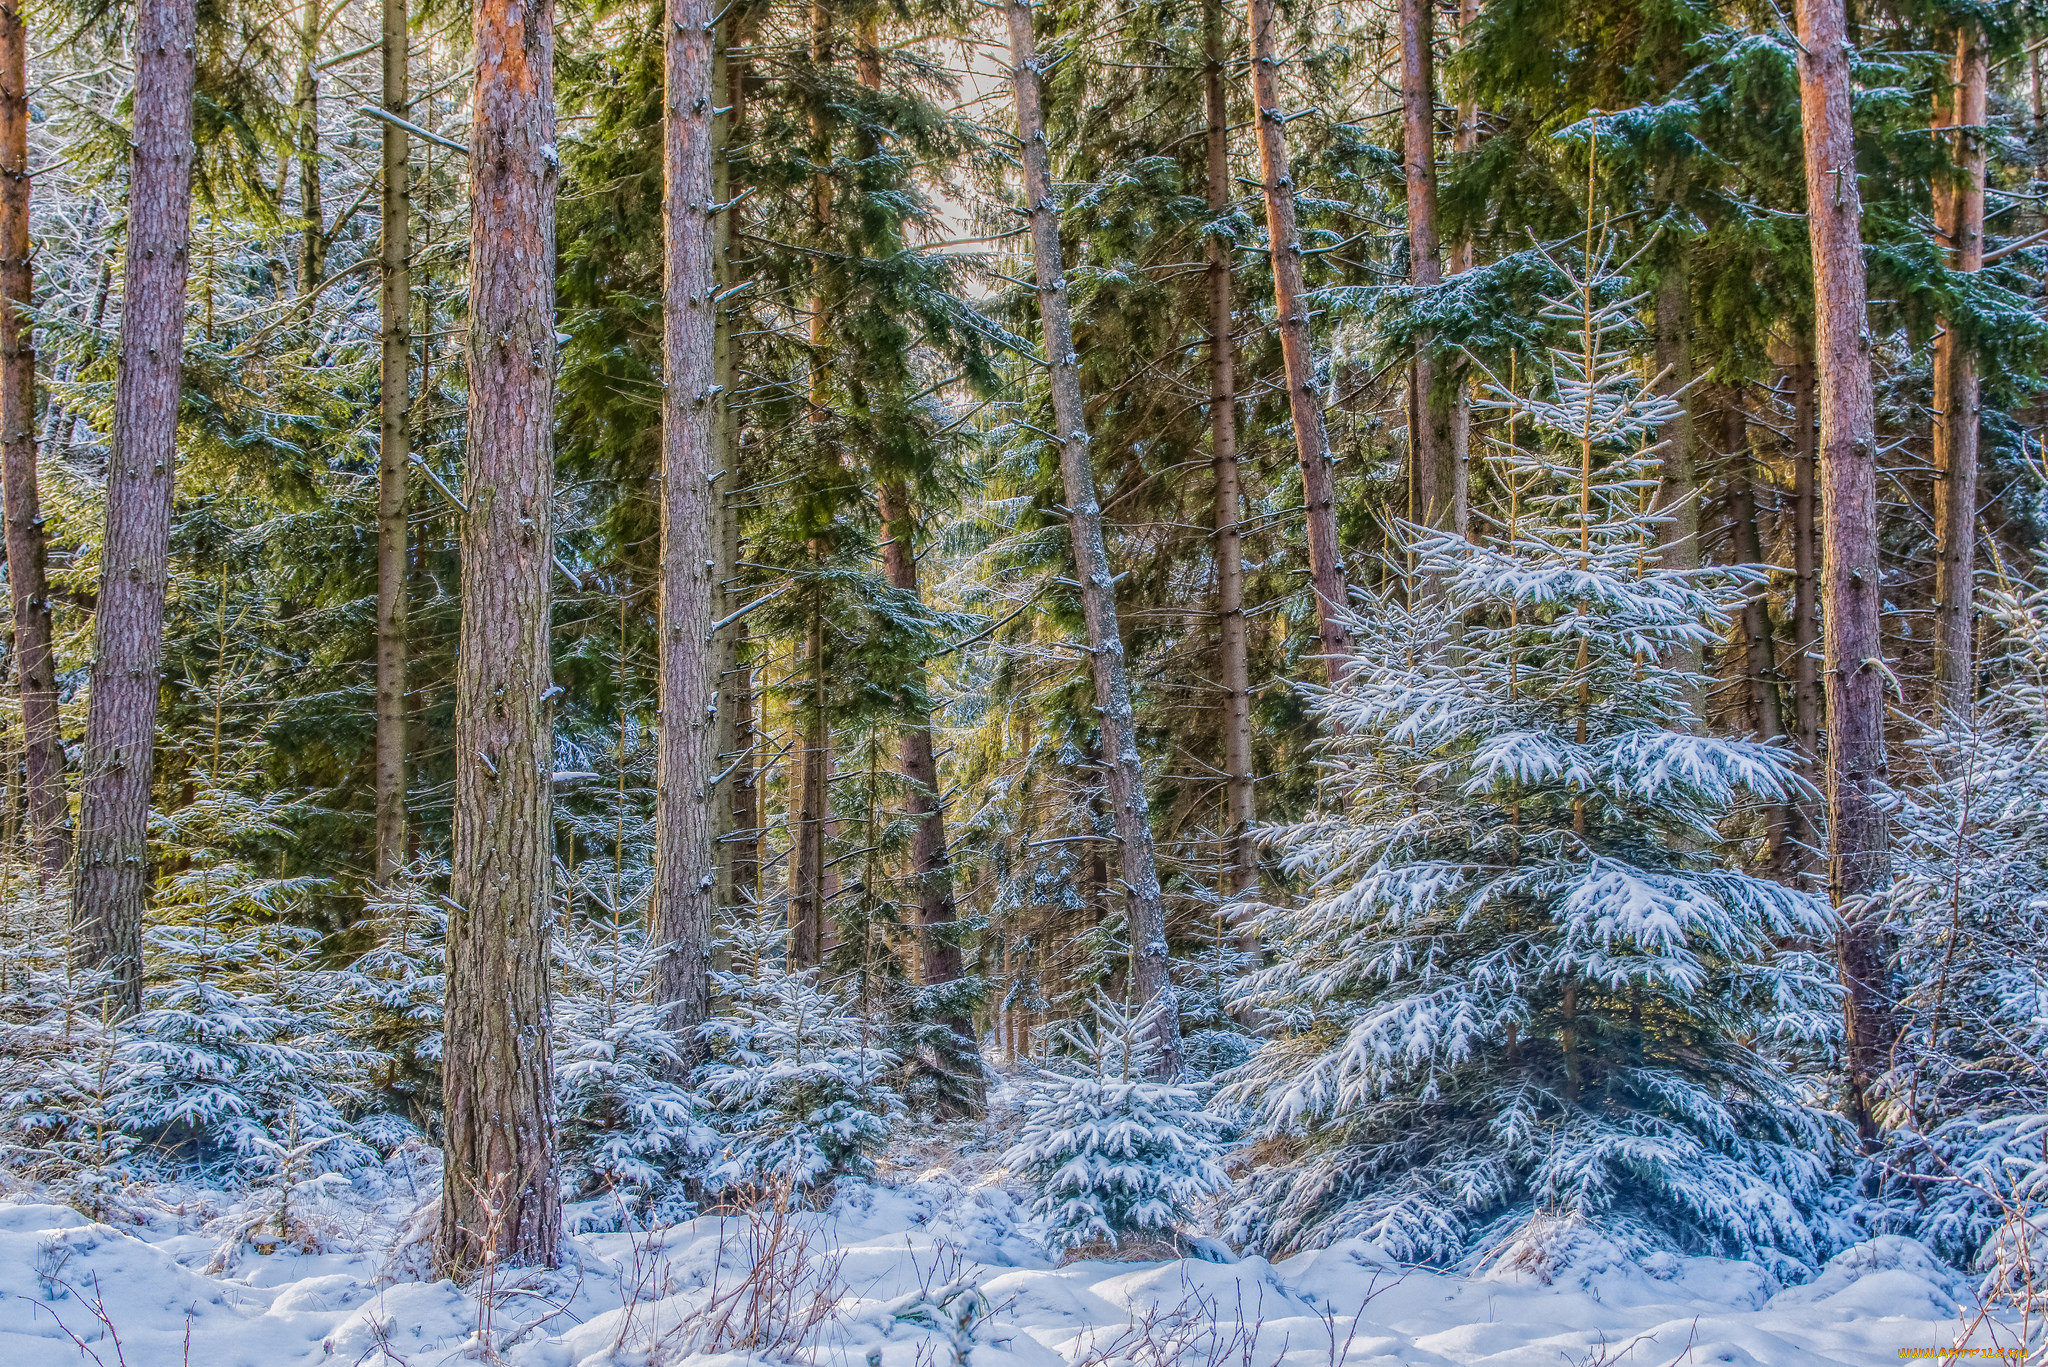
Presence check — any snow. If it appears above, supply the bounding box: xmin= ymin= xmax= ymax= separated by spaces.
xmin=0 ymin=1165 xmax=2026 ymax=1366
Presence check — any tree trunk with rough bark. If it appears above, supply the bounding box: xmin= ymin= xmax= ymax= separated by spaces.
xmin=650 ymin=0 xmax=718 ymax=1046
xmin=1398 ymin=0 xmax=1454 ymax=537
xmin=1246 ymin=0 xmax=1350 ymax=671
xmin=709 ymin=16 xmax=746 ymax=954
xmin=1794 ymin=0 xmax=1892 ymax=1145
xmin=1786 ymin=351 xmax=1820 ymax=875
xmin=1445 ymin=0 xmax=1479 ymax=538
xmin=373 ymin=0 xmax=409 ymax=885
xmin=1205 ymin=0 xmax=1254 ymax=900
xmin=1009 ymin=0 xmax=1178 ymax=1072
xmin=72 ymin=0 xmax=198 ymax=1017
xmin=1931 ymin=22 xmax=1984 ymax=722
xmin=1 ymin=0 xmax=67 ymax=884
xmin=438 ymin=0 xmax=561 ymax=1272
xmin=1653 ymin=273 xmax=1700 ymax=694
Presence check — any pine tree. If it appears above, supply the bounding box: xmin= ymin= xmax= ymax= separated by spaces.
xmin=1226 ymin=251 xmax=1843 ymax=1268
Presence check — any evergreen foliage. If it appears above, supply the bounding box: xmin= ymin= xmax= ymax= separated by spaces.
xmin=1004 ymin=997 xmax=1228 ymax=1254
xmin=1225 ymin=253 xmax=1845 ymax=1269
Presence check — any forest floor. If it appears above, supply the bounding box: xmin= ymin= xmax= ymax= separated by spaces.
xmin=0 ymin=1086 xmax=2025 ymax=1367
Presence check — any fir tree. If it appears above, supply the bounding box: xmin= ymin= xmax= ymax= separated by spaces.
xmin=1226 ymin=249 xmax=1844 ymax=1270
xmin=1003 ymin=997 xmax=1227 ymax=1254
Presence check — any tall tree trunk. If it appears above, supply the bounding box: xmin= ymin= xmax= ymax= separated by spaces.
xmin=1 ymin=0 xmax=67 ymax=884
xmin=373 ymin=0 xmax=409 ymax=885
xmin=71 ymin=0 xmax=198 ymax=1017
xmin=438 ymin=0 xmax=561 ymax=1272
xmin=787 ymin=0 xmax=834 ymax=971
xmin=1930 ymin=22 xmax=1984 ymax=722
xmin=1653 ymin=272 xmax=1701 ymax=693
xmin=876 ymin=482 xmax=971 ymax=1031
xmin=295 ymin=0 xmax=325 ymax=294
xmin=650 ymin=0 xmax=718 ymax=1045
xmin=709 ymin=11 xmax=744 ymax=956
xmin=1787 ymin=351 xmax=1820 ymax=875
xmin=1723 ymin=397 xmax=1780 ymax=744
xmin=1009 ymin=0 xmax=1179 ymax=1072
xmin=1245 ymin=0 xmax=1350 ymax=671
xmin=1444 ymin=0 xmax=1479 ymax=538
xmin=1794 ymin=0 xmax=1892 ymax=1145
xmin=1398 ymin=0 xmax=1454 ymax=537
xmin=789 ymin=607 xmax=827 ymax=968
xmin=1204 ymin=0 xmax=1253 ymax=900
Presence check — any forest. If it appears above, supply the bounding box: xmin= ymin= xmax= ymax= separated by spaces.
xmin=0 ymin=0 xmax=2043 ymax=1358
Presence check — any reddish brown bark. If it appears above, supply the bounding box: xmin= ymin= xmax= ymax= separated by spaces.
xmin=1930 ymin=23 xmax=1984 ymax=721
xmin=438 ymin=0 xmax=561 ymax=1272
xmin=1398 ymin=0 xmax=1454 ymax=536
xmin=1794 ymin=0 xmax=1893 ymax=1144
xmin=1246 ymin=0 xmax=1350 ymax=671
xmin=1009 ymin=0 xmax=1178 ymax=1071
xmin=0 ymin=0 xmax=66 ymax=883
xmin=72 ymin=0 xmax=198 ymax=1016
xmin=1205 ymin=0 xmax=1254 ymax=899
xmin=650 ymin=0 xmax=719 ymax=1044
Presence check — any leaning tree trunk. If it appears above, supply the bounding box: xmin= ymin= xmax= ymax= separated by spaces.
xmin=373 ymin=0 xmax=409 ymax=885
xmin=1398 ymin=0 xmax=1455 ymax=538
xmin=1205 ymin=0 xmax=1254 ymax=900
xmin=438 ymin=0 xmax=562 ymax=1273
xmin=1009 ymin=0 xmax=1179 ymax=1071
xmin=1246 ymin=0 xmax=1350 ymax=671
xmin=1 ymin=0 xmax=67 ymax=884
xmin=650 ymin=0 xmax=719 ymax=1045
xmin=72 ymin=0 xmax=199 ymax=1017
xmin=1930 ymin=22 xmax=1984 ymax=722
xmin=1794 ymin=0 xmax=1893 ymax=1145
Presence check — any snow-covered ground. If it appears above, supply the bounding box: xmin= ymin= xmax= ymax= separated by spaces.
xmin=0 ymin=1140 xmax=2027 ymax=1367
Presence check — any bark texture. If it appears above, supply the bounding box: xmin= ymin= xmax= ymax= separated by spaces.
xmin=650 ymin=0 xmax=718 ymax=1046
xmin=0 ymin=0 xmax=67 ymax=883
xmin=1205 ymin=0 xmax=1254 ymax=899
xmin=1398 ymin=0 xmax=1455 ymax=536
xmin=1788 ymin=352 xmax=1820 ymax=874
xmin=438 ymin=0 xmax=561 ymax=1271
xmin=1794 ymin=0 xmax=1892 ymax=1144
xmin=1930 ymin=22 xmax=1984 ymax=721
xmin=72 ymin=0 xmax=199 ymax=1016
xmin=374 ymin=0 xmax=409 ymax=885
xmin=295 ymin=0 xmax=325 ymax=293
xmin=1246 ymin=0 xmax=1350 ymax=670
xmin=1009 ymin=0 xmax=1178 ymax=1070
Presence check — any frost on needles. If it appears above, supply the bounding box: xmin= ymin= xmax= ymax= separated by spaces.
xmin=1224 ymin=249 xmax=1847 ymax=1274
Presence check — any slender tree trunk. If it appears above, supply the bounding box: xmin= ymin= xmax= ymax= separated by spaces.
xmin=787 ymin=0 xmax=833 ymax=971
xmin=438 ymin=0 xmax=561 ymax=1272
xmin=1445 ymin=0 xmax=1479 ymax=539
xmin=1787 ymin=351 xmax=1820 ymax=875
xmin=650 ymin=0 xmax=718 ymax=1045
xmin=1009 ymin=0 xmax=1179 ymax=1072
xmin=1653 ymin=273 xmax=1701 ymax=696
xmin=1 ymin=0 xmax=67 ymax=884
xmin=373 ymin=0 xmax=409 ymax=885
xmin=71 ymin=0 xmax=198 ymax=1016
xmin=709 ymin=14 xmax=745 ymax=953
xmin=1723 ymin=397 xmax=1780 ymax=743
xmin=1724 ymin=390 xmax=1790 ymax=869
xmin=1930 ymin=22 xmax=1984 ymax=722
xmin=876 ymin=482 xmax=970 ymax=1026
xmin=1398 ymin=0 xmax=1453 ymax=537
xmin=789 ymin=607 xmax=827 ymax=968
xmin=1204 ymin=0 xmax=1254 ymax=900
xmin=1794 ymin=0 xmax=1892 ymax=1145
xmin=295 ymin=0 xmax=325 ymax=294
xmin=1245 ymin=0 xmax=1350 ymax=671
